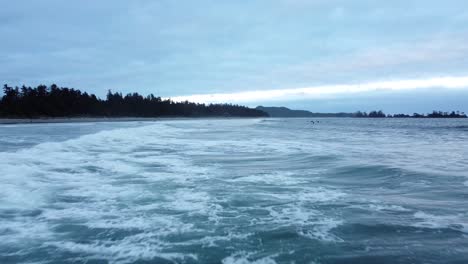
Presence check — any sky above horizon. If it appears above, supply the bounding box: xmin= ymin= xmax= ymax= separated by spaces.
xmin=1 ymin=0 xmax=468 ymax=113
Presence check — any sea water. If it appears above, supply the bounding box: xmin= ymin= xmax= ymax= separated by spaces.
xmin=0 ymin=118 xmax=467 ymax=264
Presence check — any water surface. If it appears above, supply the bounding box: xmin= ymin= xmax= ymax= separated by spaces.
xmin=1 ymin=118 xmax=467 ymax=263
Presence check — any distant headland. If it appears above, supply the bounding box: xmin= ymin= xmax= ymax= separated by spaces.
xmin=256 ymin=106 xmax=467 ymax=118
xmin=0 ymin=84 xmax=267 ymax=118
xmin=255 ymin=106 xmax=354 ymax=118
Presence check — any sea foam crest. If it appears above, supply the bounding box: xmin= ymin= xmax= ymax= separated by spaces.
xmin=413 ymin=211 xmax=468 ymax=233
xmin=0 ymin=119 xmax=349 ymax=263
xmin=222 ymin=251 xmax=278 ymax=264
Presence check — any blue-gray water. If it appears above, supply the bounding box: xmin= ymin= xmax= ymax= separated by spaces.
xmin=1 ymin=118 xmax=467 ymax=264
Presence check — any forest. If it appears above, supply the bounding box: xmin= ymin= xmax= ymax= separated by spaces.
xmin=354 ymin=110 xmax=467 ymax=118
xmin=0 ymin=84 xmax=268 ymax=118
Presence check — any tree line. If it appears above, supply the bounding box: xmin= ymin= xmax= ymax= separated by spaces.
xmin=354 ymin=110 xmax=467 ymax=118
xmin=0 ymin=84 xmax=268 ymax=118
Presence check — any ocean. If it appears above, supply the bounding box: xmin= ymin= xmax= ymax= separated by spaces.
xmin=0 ymin=118 xmax=467 ymax=264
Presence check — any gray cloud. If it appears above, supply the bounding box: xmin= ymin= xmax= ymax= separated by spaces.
xmin=1 ymin=0 xmax=467 ymax=111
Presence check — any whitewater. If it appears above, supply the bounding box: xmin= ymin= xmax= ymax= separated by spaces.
xmin=0 ymin=118 xmax=467 ymax=263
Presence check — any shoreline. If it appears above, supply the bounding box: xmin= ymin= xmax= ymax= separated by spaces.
xmin=2 ymin=116 xmax=467 ymax=125
xmin=0 ymin=116 xmax=265 ymax=125
xmin=0 ymin=117 xmax=164 ymax=124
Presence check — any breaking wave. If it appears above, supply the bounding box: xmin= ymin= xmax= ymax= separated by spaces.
xmin=1 ymin=118 xmax=467 ymax=263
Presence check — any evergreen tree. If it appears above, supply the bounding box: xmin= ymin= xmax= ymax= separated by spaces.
xmin=0 ymin=84 xmax=268 ymax=118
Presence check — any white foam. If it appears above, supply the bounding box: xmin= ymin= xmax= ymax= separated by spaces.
xmin=228 ymin=171 xmax=306 ymax=185
xmin=179 ymin=232 xmax=254 ymax=248
xmin=298 ymin=219 xmax=344 ymax=242
xmin=222 ymin=251 xmax=278 ymax=264
xmin=261 ymin=189 xmax=345 ymax=242
xmin=0 ymin=218 xmax=53 ymax=245
xmin=265 ymin=187 xmax=345 ymax=204
xmin=0 ymin=123 xmax=211 ymax=258
xmin=0 ymin=119 xmax=350 ymax=262
xmin=413 ymin=211 xmax=468 ymax=233
xmin=400 ymin=180 xmax=431 ymax=188
xmin=48 ymin=238 xmax=198 ymax=264
xmin=351 ymin=203 xmax=411 ymax=212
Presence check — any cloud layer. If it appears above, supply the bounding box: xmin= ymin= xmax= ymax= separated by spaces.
xmin=170 ymin=76 xmax=468 ymax=103
xmin=1 ymin=0 xmax=467 ymax=111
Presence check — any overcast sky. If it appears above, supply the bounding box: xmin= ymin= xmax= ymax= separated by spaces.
xmin=1 ymin=0 xmax=468 ymax=113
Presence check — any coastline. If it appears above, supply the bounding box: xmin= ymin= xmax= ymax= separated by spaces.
xmin=2 ymin=116 xmax=466 ymax=125
xmin=0 ymin=116 xmax=264 ymax=125
xmin=0 ymin=117 xmax=165 ymax=124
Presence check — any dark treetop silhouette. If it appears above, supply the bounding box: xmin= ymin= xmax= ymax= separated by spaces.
xmin=355 ymin=110 xmax=467 ymax=118
xmin=0 ymin=84 xmax=268 ymax=118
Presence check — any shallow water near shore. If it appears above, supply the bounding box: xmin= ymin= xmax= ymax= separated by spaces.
xmin=1 ymin=118 xmax=467 ymax=264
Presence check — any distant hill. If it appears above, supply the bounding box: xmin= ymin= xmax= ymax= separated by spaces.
xmin=256 ymin=106 xmax=467 ymax=118
xmin=255 ymin=106 xmax=353 ymax=118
